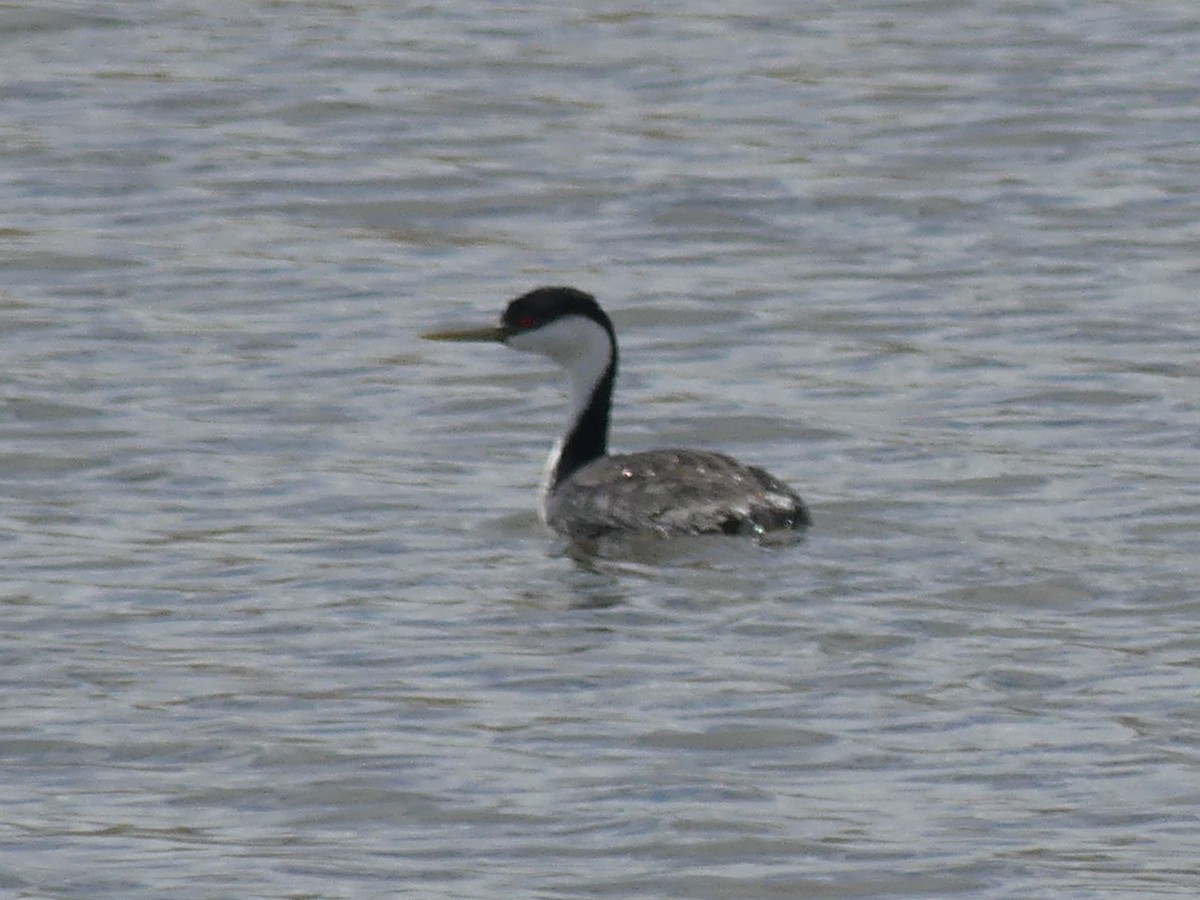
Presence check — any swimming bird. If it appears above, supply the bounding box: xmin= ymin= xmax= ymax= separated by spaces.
xmin=423 ymin=286 xmax=810 ymax=541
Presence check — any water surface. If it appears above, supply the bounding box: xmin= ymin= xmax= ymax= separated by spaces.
xmin=3 ymin=2 xmax=1199 ymax=897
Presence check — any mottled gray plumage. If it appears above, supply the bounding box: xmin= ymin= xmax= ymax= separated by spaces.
xmin=546 ymin=448 xmax=809 ymax=541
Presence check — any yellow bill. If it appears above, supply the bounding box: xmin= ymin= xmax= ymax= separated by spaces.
xmin=421 ymin=326 xmax=507 ymax=343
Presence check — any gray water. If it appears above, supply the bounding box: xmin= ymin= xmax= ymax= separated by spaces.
xmin=3 ymin=1 xmax=1200 ymax=897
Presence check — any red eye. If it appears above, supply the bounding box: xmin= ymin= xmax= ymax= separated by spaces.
xmin=517 ymin=316 xmax=535 ymax=329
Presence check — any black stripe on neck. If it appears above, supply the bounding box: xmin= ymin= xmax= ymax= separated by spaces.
xmin=552 ymin=360 xmax=615 ymax=488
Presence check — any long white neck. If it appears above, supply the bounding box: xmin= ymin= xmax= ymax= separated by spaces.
xmin=505 ymin=316 xmax=617 ymax=520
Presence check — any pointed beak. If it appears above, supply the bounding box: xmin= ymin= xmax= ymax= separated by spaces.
xmin=421 ymin=325 xmax=508 ymax=343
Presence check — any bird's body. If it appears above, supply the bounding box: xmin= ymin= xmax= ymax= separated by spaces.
xmin=545 ymin=449 xmax=806 ymax=541
xmin=423 ymin=287 xmax=809 ymax=541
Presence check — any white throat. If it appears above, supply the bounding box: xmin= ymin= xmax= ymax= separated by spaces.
xmin=505 ymin=316 xmax=614 ymax=521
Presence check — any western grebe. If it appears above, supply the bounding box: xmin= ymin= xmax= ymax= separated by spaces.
xmin=423 ymin=286 xmax=810 ymax=541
